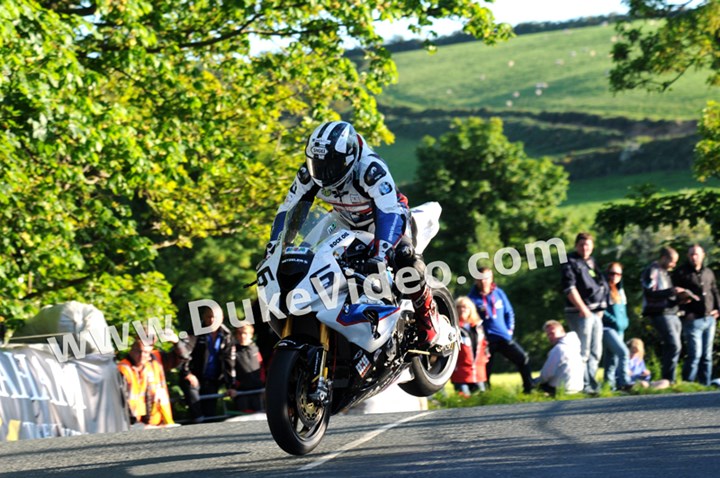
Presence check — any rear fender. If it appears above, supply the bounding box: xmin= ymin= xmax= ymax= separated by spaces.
xmin=409 ymin=202 xmax=441 ymax=254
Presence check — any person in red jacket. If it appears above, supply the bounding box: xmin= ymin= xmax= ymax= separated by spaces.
xmin=451 ymin=296 xmax=490 ymax=396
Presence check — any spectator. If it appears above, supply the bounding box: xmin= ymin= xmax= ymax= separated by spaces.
xmin=180 ymin=306 xmax=236 ymax=423
xmin=536 ymin=320 xmax=584 ymax=396
xmin=561 ymin=232 xmax=608 ymax=394
xmin=469 ymin=267 xmax=534 ymax=394
xmin=451 ymin=296 xmax=490 ymax=396
xmin=641 ymin=246 xmax=685 ymax=383
xmin=602 ymin=262 xmax=633 ymax=391
xmin=247 ymin=299 xmax=277 ymax=377
xmin=228 ymin=324 xmax=265 ymax=413
xmin=673 ymin=244 xmax=720 ymax=386
xmin=627 ymin=337 xmax=670 ymax=390
xmin=153 ymin=328 xmax=191 ymax=375
xmin=117 ymin=336 xmax=175 ymax=426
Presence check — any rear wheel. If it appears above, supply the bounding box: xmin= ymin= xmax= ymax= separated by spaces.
xmin=399 ymin=285 xmax=460 ymax=397
xmin=265 ymin=349 xmax=330 ymax=455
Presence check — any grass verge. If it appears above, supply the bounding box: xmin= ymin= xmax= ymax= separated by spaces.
xmin=430 ymin=372 xmax=714 ymax=409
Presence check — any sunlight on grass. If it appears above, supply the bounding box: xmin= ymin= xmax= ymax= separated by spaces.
xmin=562 ymin=171 xmax=720 ymax=206
xmin=381 ymin=24 xmax=710 ymax=119
xmin=431 ymin=371 xmax=716 ymax=409
xmin=557 ymin=171 xmax=720 ymax=229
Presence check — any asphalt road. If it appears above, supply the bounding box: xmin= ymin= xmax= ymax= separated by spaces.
xmin=2 ymin=392 xmax=720 ymax=477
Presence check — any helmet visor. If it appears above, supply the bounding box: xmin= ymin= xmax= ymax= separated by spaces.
xmin=306 ymin=153 xmax=351 ymax=187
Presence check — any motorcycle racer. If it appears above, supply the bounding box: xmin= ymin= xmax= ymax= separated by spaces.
xmin=266 ymin=120 xmax=439 ymax=347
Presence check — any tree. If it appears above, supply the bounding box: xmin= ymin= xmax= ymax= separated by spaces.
xmin=416 ymin=117 xmax=569 ymax=274
xmin=0 ymin=1 xmax=512 ymax=329
xmin=598 ymin=1 xmax=720 ymax=241
xmin=155 ymin=235 xmax=259 ymax=329
xmin=610 ymin=0 xmax=720 ymax=92
xmin=695 ymin=100 xmax=720 ymax=182
xmin=596 ymin=186 xmax=720 ymax=241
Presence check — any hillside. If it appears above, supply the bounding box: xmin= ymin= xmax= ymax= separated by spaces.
xmin=379 ymin=23 xmax=710 ymax=118
xmin=375 ymin=23 xmax=714 ymax=190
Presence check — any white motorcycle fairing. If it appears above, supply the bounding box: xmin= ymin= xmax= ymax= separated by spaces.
xmin=257 ymin=202 xmax=446 ymax=353
xmin=260 ymin=226 xmax=415 ymax=353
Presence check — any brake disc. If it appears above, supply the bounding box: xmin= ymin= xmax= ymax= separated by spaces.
xmin=296 ymin=380 xmax=322 ymax=427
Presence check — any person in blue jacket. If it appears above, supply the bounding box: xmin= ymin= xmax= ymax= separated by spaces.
xmin=602 ymin=262 xmax=633 ymax=391
xmin=468 ymin=267 xmax=534 ymax=393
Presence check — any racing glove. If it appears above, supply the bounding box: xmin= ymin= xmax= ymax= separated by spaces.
xmin=361 ymin=256 xmax=386 ymax=276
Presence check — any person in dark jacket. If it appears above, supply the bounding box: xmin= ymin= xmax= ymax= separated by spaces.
xmin=641 ymin=246 xmax=686 ymax=383
xmin=602 ymin=262 xmax=633 ymax=391
xmin=560 ymin=232 xmax=608 ymax=394
xmin=468 ymin=267 xmax=534 ymax=393
xmin=673 ymin=244 xmax=720 ymax=386
xmin=229 ymin=324 xmax=265 ymax=413
xmin=180 ymin=306 xmax=236 ymax=423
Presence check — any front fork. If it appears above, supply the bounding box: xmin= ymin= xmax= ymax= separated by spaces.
xmin=282 ymin=318 xmax=330 ymax=404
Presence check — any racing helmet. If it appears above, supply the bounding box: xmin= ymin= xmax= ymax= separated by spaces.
xmin=305 ymin=121 xmax=359 ymax=187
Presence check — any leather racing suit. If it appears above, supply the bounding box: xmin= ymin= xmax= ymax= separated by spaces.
xmin=268 ymin=134 xmax=437 ymax=345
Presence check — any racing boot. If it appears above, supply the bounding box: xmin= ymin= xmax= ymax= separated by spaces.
xmin=412 ymin=286 xmax=438 ymax=348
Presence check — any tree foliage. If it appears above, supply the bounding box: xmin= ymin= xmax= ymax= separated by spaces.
xmin=696 ymin=100 xmax=720 ymax=181
xmin=596 ymin=188 xmax=720 ymax=240
xmin=155 ymin=235 xmax=259 ymax=329
xmin=598 ymin=0 xmax=720 ymax=241
xmin=415 ymin=117 xmax=569 ymax=274
xmin=610 ymin=0 xmax=720 ymax=92
xmin=0 ymin=0 xmax=511 ymax=329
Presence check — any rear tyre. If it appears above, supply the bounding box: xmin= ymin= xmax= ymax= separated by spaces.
xmin=265 ymin=349 xmax=330 ymax=455
xmin=399 ymin=285 xmax=460 ymax=397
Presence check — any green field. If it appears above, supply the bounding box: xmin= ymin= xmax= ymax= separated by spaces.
xmin=380 ymin=23 xmax=712 ymax=119
xmin=563 ymin=170 xmax=720 ymax=206
xmin=558 ymin=170 xmax=720 ymax=229
xmin=378 ymin=136 xmax=420 ymax=182
xmin=373 ymin=23 xmax=717 ymax=218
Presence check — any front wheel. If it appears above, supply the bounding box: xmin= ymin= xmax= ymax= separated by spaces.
xmin=265 ymin=349 xmax=331 ymax=455
xmin=399 ymin=285 xmax=460 ymax=397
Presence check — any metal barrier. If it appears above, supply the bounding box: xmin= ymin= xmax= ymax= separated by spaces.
xmin=173 ymin=389 xmax=265 ymax=424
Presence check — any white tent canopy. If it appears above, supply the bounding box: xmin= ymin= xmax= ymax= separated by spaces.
xmin=11 ymin=301 xmax=109 ymax=355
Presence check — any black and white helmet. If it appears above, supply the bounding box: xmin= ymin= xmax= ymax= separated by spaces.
xmin=305 ymin=121 xmax=359 ymax=187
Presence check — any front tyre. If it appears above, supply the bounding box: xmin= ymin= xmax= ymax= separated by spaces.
xmin=399 ymin=285 xmax=460 ymax=397
xmin=265 ymin=349 xmax=330 ymax=455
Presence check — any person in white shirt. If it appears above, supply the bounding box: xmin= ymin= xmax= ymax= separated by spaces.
xmin=536 ymin=320 xmax=584 ymax=396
